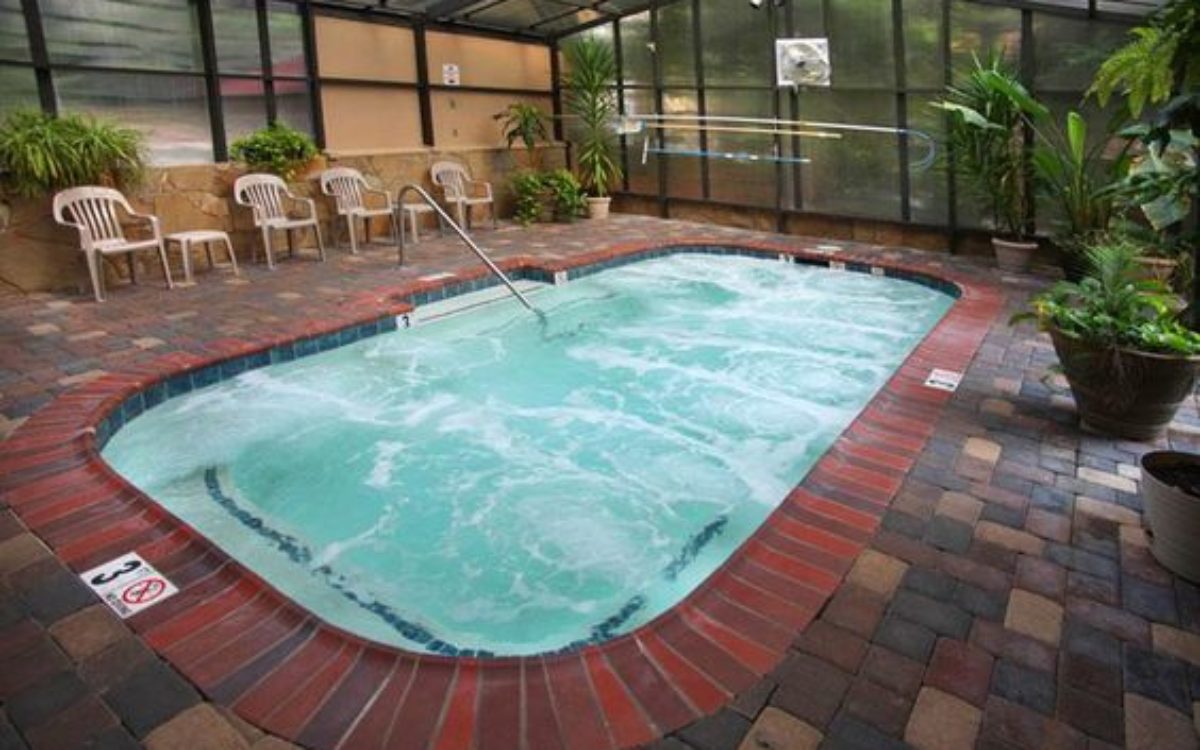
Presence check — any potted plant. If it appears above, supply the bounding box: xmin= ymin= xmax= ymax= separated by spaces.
xmin=495 ymin=103 xmax=551 ymax=171
xmin=1014 ymin=237 xmax=1200 ymax=440
xmin=228 ymin=122 xmax=320 ymax=182
xmin=562 ymin=37 xmax=622 ymax=220
xmin=935 ymin=55 xmax=1045 ymax=272
xmin=1029 ymin=110 xmax=1131 ymax=280
xmin=542 ymin=168 xmax=587 ymax=222
xmin=0 ymin=109 xmax=145 ymax=197
xmin=511 ymin=170 xmax=547 ymax=226
xmin=1140 ymin=451 xmax=1200 ymax=582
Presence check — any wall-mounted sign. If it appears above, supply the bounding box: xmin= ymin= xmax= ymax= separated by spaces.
xmin=442 ymin=63 xmax=461 ymax=86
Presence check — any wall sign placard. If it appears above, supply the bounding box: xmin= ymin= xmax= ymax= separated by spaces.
xmin=442 ymin=63 xmax=461 ymax=86
xmin=80 ymin=552 xmax=179 ymax=618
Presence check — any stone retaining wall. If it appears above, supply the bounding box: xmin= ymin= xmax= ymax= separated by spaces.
xmin=0 ymin=145 xmax=565 ymax=294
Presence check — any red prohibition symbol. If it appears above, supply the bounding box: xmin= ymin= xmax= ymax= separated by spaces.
xmin=121 ymin=577 xmax=166 ymax=605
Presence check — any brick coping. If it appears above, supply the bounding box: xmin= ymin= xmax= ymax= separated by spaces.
xmin=0 ymin=238 xmax=1003 ymax=750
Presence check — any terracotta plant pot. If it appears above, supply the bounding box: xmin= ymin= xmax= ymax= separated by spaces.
xmin=993 ymin=237 xmax=1039 ymax=273
xmin=1141 ymin=451 xmax=1200 ymax=582
xmin=1049 ymin=327 xmax=1200 ymax=440
xmin=1133 ymin=256 xmax=1178 ymax=285
xmin=586 ymin=196 xmax=611 ymax=220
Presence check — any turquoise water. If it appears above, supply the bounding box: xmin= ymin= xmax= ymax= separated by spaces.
xmin=103 ymin=254 xmax=951 ymax=656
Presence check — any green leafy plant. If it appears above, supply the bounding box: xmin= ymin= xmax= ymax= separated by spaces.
xmin=542 ymin=168 xmax=587 ymax=220
xmin=934 ymin=55 xmax=1046 ymax=241
xmin=228 ymin=123 xmax=318 ymax=181
xmin=510 ymin=170 xmax=546 ymax=226
xmin=1014 ymin=237 xmax=1200 ymax=356
xmin=0 ymin=109 xmax=145 ymax=197
xmin=494 ymin=103 xmax=550 ymax=170
xmin=563 ymin=37 xmax=622 ymax=198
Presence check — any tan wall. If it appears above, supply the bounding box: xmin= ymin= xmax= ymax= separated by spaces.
xmin=321 ymin=86 xmax=424 ymax=152
xmin=1 ymin=145 xmax=566 ymax=294
xmin=431 ymin=91 xmax=553 ymax=149
xmin=316 ymin=16 xmax=417 ymax=82
xmin=425 ymin=32 xmax=552 ymax=91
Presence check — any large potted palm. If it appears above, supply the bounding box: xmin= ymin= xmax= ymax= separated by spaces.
xmin=563 ymin=37 xmax=622 ymax=219
xmin=1014 ymin=238 xmax=1200 ymax=440
xmin=936 ymin=56 xmax=1044 ymax=272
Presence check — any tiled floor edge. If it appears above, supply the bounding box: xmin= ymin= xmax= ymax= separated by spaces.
xmin=0 ymin=238 xmax=1004 ymax=750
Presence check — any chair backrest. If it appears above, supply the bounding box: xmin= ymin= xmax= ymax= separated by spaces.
xmin=319 ymin=167 xmax=368 ymax=214
xmin=431 ymin=161 xmax=470 ymax=199
xmin=234 ymin=173 xmax=290 ymax=223
xmin=52 ymin=186 xmax=132 ymax=244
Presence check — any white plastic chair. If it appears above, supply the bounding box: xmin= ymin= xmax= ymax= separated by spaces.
xmin=318 ymin=167 xmax=401 ymax=253
xmin=431 ymin=161 xmax=496 ymax=230
xmin=233 ymin=174 xmax=326 ymax=269
xmin=52 ymin=186 xmax=174 ymax=303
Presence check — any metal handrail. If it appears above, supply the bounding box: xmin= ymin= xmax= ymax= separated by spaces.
xmin=396 ymin=183 xmax=541 ymax=317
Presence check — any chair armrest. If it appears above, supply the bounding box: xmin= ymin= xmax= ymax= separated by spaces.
xmin=128 ymin=212 xmax=163 ymax=239
xmin=469 ymin=180 xmax=493 ymax=200
xmin=363 ymin=187 xmax=394 ymax=210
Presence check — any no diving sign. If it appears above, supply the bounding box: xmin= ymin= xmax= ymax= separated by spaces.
xmin=81 ymin=552 xmax=178 ymax=618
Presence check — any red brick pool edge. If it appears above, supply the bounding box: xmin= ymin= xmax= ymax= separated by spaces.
xmin=0 ymin=238 xmax=1003 ymax=750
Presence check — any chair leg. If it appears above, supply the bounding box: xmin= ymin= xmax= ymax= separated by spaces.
xmin=205 ymin=241 xmax=215 ymax=270
xmin=347 ymin=216 xmax=359 ymax=254
xmin=85 ymin=250 xmax=105 ymax=303
xmin=491 ymin=201 xmax=498 ymax=229
xmin=261 ymin=227 xmax=276 ymax=270
xmin=388 ymin=211 xmax=402 ymax=251
xmin=127 ymin=253 xmax=139 ymax=285
xmin=312 ymin=221 xmax=327 ymax=262
xmin=180 ymin=239 xmax=194 ymax=283
xmin=455 ymin=202 xmax=466 ymax=230
xmin=223 ymin=236 xmax=240 ymax=276
xmin=157 ymin=241 xmax=174 ymax=290
xmin=364 ymin=216 xmax=372 ymax=245
xmin=286 ymin=229 xmax=295 ymax=258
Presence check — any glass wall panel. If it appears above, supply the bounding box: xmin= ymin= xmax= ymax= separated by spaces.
xmin=950 ymin=1 xmax=1020 ymax=77
xmin=40 ymin=0 xmax=202 ymax=71
xmin=698 ymin=1 xmax=771 ymax=87
xmin=827 ymin=0 xmax=894 ymax=89
xmin=275 ymin=80 xmax=313 ymax=135
xmin=620 ymin=12 xmax=652 ymax=86
xmin=790 ymin=0 xmax=825 ymax=37
xmin=0 ymin=0 xmax=29 ymax=62
xmin=1034 ymin=16 xmax=1128 ymax=92
xmin=221 ymin=77 xmax=268 ymax=144
xmin=661 ymin=89 xmax=702 ymax=199
xmin=623 ymin=88 xmax=657 ymax=194
xmin=798 ymin=91 xmax=900 ymax=219
xmin=705 ymin=89 xmax=774 ymax=206
xmin=213 ymin=0 xmax=264 ymax=75
xmin=55 ymin=71 xmax=212 ymax=164
xmin=0 ymin=64 xmax=39 ymax=114
xmin=657 ymin=0 xmax=695 ymax=86
xmin=907 ymin=94 xmax=948 ymax=225
xmin=904 ymin=0 xmax=944 ymax=90
xmin=268 ymin=1 xmax=306 ymax=76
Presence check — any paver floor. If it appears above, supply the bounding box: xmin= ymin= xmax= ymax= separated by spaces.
xmin=2 ymin=214 xmax=1200 ymax=749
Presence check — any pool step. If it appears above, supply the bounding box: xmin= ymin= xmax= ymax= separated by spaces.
xmin=411 ymin=279 xmax=549 ymax=325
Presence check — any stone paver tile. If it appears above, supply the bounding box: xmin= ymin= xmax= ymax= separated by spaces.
xmin=736 ymin=707 xmax=822 ymax=750
xmin=976 ymin=521 xmax=1045 ymax=557
xmin=1117 ymin=463 xmax=1141 ymax=481
xmin=904 ymin=687 xmax=981 ymax=750
xmin=143 ymin=704 xmax=251 ymax=750
xmin=980 ymin=398 xmax=1014 ymax=417
xmin=1014 ymin=555 xmax=1066 ymax=601
xmin=65 ymin=330 xmax=106 ymax=342
xmin=1124 ymin=693 xmax=1198 ymax=750
xmin=26 ymin=323 xmax=59 ymax=336
xmin=1004 ymin=589 xmax=1064 ymax=646
xmin=936 ymin=492 xmax=983 ymax=526
xmin=0 ymin=534 xmax=52 ymax=576
xmin=1077 ymin=467 xmax=1138 ymax=494
xmin=992 ymin=377 xmax=1021 ymax=395
xmin=48 ymin=605 xmax=129 ymax=662
xmin=964 ymin=437 xmax=1002 ymax=465
xmin=1151 ymin=623 xmax=1200 ymax=668
xmin=56 ymin=369 xmax=107 ymax=387
xmin=1120 ymin=525 xmax=1150 ymax=549
xmin=925 ymin=638 xmax=994 ymax=707
xmin=132 ymin=337 xmax=166 ymax=349
xmin=845 ymin=550 xmax=908 ymax=599
xmin=1076 ymin=496 xmax=1141 ymax=526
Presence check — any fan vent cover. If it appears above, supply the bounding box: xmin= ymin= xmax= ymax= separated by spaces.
xmin=776 ymin=38 xmax=831 ymax=88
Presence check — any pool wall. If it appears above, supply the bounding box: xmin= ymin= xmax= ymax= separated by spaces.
xmin=0 ymin=238 xmax=1003 ymax=750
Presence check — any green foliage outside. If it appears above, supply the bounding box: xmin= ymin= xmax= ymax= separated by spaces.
xmin=494 ymin=103 xmax=550 ymax=171
xmin=1015 ymin=239 xmax=1200 ymax=356
xmin=0 ymin=109 xmax=145 ymax=197
xmin=229 ymin=123 xmax=318 ymax=181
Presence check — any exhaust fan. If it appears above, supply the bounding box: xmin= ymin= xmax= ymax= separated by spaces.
xmin=776 ymin=38 xmax=831 ymax=88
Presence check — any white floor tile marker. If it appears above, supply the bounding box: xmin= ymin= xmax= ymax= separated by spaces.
xmin=80 ymin=552 xmax=178 ymax=618
xmin=925 ymin=368 xmax=963 ymax=392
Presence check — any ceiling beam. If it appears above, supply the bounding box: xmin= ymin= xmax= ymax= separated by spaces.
xmin=424 ymin=0 xmax=488 ymax=18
